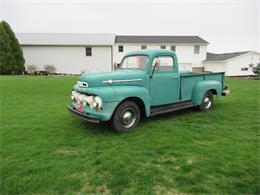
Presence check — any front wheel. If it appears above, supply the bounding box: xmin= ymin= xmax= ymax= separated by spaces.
xmin=110 ymin=101 xmax=140 ymax=132
xmin=199 ymin=91 xmax=214 ymax=111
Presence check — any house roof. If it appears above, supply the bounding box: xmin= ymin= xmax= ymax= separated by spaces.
xmin=115 ymin=35 xmax=209 ymax=44
xmin=16 ymin=33 xmax=116 ymax=46
xmin=205 ymin=51 xmax=251 ymax=62
xmin=16 ymin=33 xmax=209 ymax=46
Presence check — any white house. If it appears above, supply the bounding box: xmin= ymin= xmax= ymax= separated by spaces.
xmin=16 ymin=33 xmax=115 ymax=74
xmin=16 ymin=33 xmax=259 ymax=76
xmin=16 ymin=33 xmax=208 ymax=74
xmin=204 ymin=51 xmax=260 ymax=76
xmin=113 ymin=35 xmax=208 ymax=72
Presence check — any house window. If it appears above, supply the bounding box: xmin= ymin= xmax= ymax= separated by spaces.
xmin=160 ymin=45 xmax=166 ymax=49
xmin=118 ymin=45 xmax=124 ymax=52
xmin=241 ymin=67 xmax=248 ymax=71
xmin=141 ymin=45 xmax=147 ymax=49
xmin=171 ymin=45 xmax=176 ymax=51
xmin=85 ymin=47 xmax=92 ymax=56
xmin=194 ymin=45 xmax=200 ymax=54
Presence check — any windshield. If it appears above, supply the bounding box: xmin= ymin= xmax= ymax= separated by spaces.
xmin=119 ymin=55 xmax=148 ymax=70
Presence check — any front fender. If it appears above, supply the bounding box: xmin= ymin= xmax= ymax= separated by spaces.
xmin=192 ymin=80 xmax=222 ymax=105
xmin=73 ymin=85 xmax=151 ymax=118
xmin=111 ymin=86 xmax=151 ymax=117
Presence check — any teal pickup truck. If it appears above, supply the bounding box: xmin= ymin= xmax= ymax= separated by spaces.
xmin=68 ymin=50 xmax=230 ymax=132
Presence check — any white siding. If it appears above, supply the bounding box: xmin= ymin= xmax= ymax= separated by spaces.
xmin=225 ymin=52 xmax=260 ymax=76
xmin=204 ymin=52 xmax=260 ymax=76
xmin=179 ymin=63 xmax=192 ymax=71
xmin=204 ymin=62 xmax=227 ymax=72
xmin=22 ymin=45 xmax=112 ymax=74
xmin=112 ymin=43 xmax=207 ymax=69
xmin=175 ymin=45 xmax=207 ymax=67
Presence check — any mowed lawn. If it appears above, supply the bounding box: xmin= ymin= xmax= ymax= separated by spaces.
xmin=0 ymin=76 xmax=259 ymax=194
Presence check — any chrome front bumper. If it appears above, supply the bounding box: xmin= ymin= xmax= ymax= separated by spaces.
xmin=67 ymin=105 xmax=100 ymax=123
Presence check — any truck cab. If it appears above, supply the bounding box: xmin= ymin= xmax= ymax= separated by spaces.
xmin=68 ymin=50 xmax=229 ymax=132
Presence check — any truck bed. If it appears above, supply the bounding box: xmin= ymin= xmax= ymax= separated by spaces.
xmin=179 ymin=71 xmax=225 ymax=101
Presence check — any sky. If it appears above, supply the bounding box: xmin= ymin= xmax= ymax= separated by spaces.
xmin=0 ymin=0 xmax=259 ymax=53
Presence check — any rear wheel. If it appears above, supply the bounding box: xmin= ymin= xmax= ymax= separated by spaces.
xmin=110 ymin=101 xmax=140 ymax=132
xmin=199 ymin=91 xmax=214 ymax=111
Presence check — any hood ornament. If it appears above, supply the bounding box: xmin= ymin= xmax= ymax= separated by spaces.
xmin=77 ymin=81 xmax=88 ymax=87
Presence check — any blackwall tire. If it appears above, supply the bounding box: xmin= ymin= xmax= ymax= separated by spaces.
xmin=110 ymin=101 xmax=140 ymax=132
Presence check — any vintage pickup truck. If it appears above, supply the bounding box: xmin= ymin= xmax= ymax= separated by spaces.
xmin=68 ymin=50 xmax=229 ymax=132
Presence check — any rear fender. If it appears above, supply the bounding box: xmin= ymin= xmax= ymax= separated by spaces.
xmin=192 ymin=80 xmax=222 ymax=105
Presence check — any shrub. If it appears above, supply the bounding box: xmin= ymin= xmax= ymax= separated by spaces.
xmin=27 ymin=65 xmax=38 ymax=74
xmin=44 ymin=64 xmax=56 ymax=74
xmin=0 ymin=21 xmax=25 ymax=74
xmin=252 ymin=63 xmax=260 ymax=78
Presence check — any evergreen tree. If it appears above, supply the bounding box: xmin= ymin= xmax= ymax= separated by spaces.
xmin=2 ymin=21 xmax=25 ymax=74
xmin=0 ymin=21 xmax=25 ymax=74
xmin=0 ymin=22 xmax=16 ymax=74
xmin=252 ymin=63 xmax=260 ymax=78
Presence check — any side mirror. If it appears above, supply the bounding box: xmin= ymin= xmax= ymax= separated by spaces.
xmin=114 ymin=62 xmax=120 ymax=70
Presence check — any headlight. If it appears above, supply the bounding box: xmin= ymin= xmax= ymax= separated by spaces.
xmin=85 ymin=96 xmax=95 ymax=108
xmin=94 ymin=96 xmax=102 ymax=109
xmin=85 ymin=96 xmax=102 ymax=110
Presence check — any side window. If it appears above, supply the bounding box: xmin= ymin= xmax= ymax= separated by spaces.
xmin=152 ymin=56 xmax=174 ymax=71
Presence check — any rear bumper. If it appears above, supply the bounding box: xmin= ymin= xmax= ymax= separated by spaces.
xmin=221 ymin=86 xmax=230 ymax=96
xmin=67 ymin=105 xmax=100 ymax=123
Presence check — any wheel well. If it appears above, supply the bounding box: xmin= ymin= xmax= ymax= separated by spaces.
xmin=122 ymin=97 xmax=146 ymax=117
xmin=210 ymin=89 xmax=217 ymax=95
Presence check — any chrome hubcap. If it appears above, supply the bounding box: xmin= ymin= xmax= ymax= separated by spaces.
xmin=204 ymin=97 xmax=212 ymax=109
xmin=121 ymin=110 xmax=136 ymax=128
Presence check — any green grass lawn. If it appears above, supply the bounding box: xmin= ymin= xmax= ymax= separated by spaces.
xmin=0 ymin=76 xmax=259 ymax=194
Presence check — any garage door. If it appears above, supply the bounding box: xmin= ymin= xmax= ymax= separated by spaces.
xmin=179 ymin=63 xmax=192 ymax=71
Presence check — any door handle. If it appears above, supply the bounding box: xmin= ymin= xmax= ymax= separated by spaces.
xmin=172 ymin=75 xmax=178 ymax=79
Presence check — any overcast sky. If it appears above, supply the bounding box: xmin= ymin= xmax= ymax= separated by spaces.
xmin=1 ymin=0 xmax=259 ymax=53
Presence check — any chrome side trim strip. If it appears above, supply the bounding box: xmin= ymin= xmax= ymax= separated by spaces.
xmin=102 ymin=79 xmax=142 ymax=84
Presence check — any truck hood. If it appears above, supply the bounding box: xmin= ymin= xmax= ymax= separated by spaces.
xmin=78 ymin=69 xmax=146 ymax=88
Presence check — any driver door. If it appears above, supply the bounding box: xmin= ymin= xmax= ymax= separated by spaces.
xmin=150 ymin=55 xmax=180 ymax=106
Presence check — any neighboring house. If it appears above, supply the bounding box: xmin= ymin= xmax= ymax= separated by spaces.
xmin=204 ymin=51 xmax=260 ymax=76
xmin=113 ymin=35 xmax=208 ymax=72
xmin=16 ymin=33 xmax=115 ymax=74
xmin=16 ymin=33 xmax=208 ymax=74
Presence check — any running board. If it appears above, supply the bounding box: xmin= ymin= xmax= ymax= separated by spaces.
xmin=151 ymin=101 xmax=194 ymax=116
